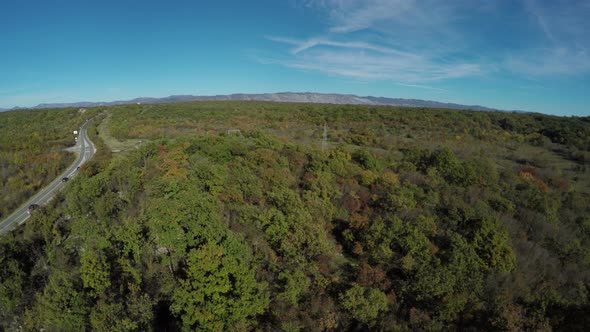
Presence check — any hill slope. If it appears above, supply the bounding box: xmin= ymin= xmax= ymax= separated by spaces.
xmin=11 ymin=92 xmax=506 ymax=112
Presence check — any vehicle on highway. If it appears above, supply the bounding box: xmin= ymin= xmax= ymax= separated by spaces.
xmin=27 ymin=204 xmax=39 ymax=214
xmin=62 ymin=177 xmax=69 ymax=182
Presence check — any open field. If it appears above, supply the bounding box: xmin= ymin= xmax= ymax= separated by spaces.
xmin=97 ymin=111 xmax=146 ymax=155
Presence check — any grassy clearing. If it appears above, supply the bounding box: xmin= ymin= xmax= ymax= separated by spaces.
xmin=97 ymin=111 xmax=146 ymax=155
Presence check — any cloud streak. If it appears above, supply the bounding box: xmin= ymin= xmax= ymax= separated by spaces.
xmin=267 ymin=0 xmax=590 ymax=83
xmin=513 ymin=0 xmax=590 ymax=75
xmin=266 ymin=36 xmax=419 ymax=58
xmin=265 ymin=0 xmax=490 ymax=84
xmin=268 ymin=36 xmax=482 ymax=82
xmin=506 ymin=47 xmax=590 ymax=76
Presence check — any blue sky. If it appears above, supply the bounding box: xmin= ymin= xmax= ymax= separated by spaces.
xmin=0 ymin=0 xmax=589 ymax=115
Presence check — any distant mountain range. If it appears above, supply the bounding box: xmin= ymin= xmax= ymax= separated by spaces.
xmin=0 ymin=92 xmax=519 ymax=112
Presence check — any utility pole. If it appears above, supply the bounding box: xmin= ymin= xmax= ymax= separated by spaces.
xmin=322 ymin=122 xmax=328 ymax=151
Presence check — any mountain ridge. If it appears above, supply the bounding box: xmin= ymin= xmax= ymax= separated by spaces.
xmin=1 ymin=92 xmax=521 ymax=112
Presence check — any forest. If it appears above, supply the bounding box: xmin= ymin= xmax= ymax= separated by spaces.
xmin=0 ymin=101 xmax=589 ymax=331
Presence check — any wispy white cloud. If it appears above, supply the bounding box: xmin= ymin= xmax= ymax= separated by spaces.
xmin=524 ymin=0 xmax=556 ymax=43
xmin=268 ymin=36 xmax=482 ymax=82
xmin=266 ymin=36 xmax=418 ymax=58
xmin=301 ymin=0 xmax=484 ymax=51
xmin=265 ymin=0 xmax=491 ymax=84
xmin=305 ymin=0 xmax=472 ymax=34
xmin=323 ymin=0 xmax=417 ymax=33
xmin=268 ymin=0 xmax=590 ymax=84
xmin=506 ymin=47 xmax=590 ymax=76
xmin=511 ymin=0 xmax=590 ymax=75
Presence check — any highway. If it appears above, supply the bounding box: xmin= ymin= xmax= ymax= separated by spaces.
xmin=0 ymin=119 xmax=96 ymax=235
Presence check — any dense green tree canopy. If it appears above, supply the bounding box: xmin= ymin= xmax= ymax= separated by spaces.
xmin=1 ymin=101 xmax=589 ymax=330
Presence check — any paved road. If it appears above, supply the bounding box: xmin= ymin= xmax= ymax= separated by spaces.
xmin=0 ymin=119 xmax=96 ymax=235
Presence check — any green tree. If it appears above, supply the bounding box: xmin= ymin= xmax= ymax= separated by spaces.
xmin=171 ymin=239 xmax=269 ymax=331
xmin=80 ymin=247 xmax=111 ymax=297
xmin=23 ymin=271 xmax=88 ymax=331
xmin=278 ymin=270 xmax=310 ymax=306
xmin=340 ymin=283 xmax=388 ymax=327
xmin=473 ymin=216 xmax=516 ymax=272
